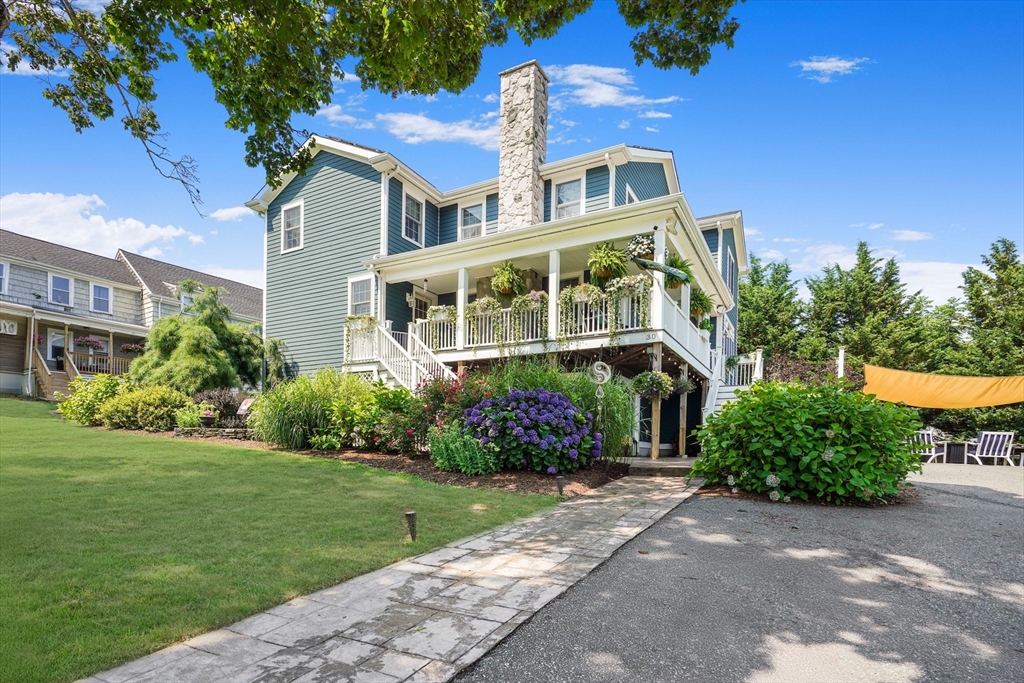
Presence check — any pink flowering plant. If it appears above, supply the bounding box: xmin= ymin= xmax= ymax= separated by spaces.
xmin=74 ymin=335 xmax=106 ymax=351
xmin=465 ymin=388 xmax=602 ymax=474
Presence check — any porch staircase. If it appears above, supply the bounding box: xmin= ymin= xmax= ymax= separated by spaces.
xmin=345 ymin=322 xmax=456 ymax=390
xmin=703 ymin=349 xmax=763 ymax=419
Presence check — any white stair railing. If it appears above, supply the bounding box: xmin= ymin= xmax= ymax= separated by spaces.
xmin=702 ymin=350 xmax=722 ymax=420
xmin=375 ymin=325 xmax=429 ymax=390
xmin=408 ymin=328 xmax=457 ymax=382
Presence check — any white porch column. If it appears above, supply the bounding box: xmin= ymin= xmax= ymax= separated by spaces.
xmin=651 ymin=225 xmax=666 ymax=330
xmin=456 ymin=267 xmax=469 ymax=351
xmin=376 ymin=271 xmax=386 ymax=321
xmin=547 ymin=250 xmax=560 ymax=341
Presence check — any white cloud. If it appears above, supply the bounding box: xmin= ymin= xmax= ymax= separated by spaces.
xmin=546 ymin=64 xmax=682 ymax=109
xmin=639 ymin=110 xmax=672 ymax=119
xmin=483 ymin=93 xmax=498 ymax=103
xmin=890 ymin=229 xmax=932 ymax=242
xmin=1 ymin=41 xmax=68 ymax=77
xmin=376 ymin=112 xmax=498 ymax=151
xmin=760 ymin=249 xmax=786 ymax=260
xmin=899 ymin=261 xmax=977 ymax=303
xmin=644 ymin=126 xmax=659 ymax=133
xmin=850 ymin=221 xmax=866 ymax=228
xmin=141 ymin=246 xmax=164 ymax=258
xmin=187 ymin=234 xmax=205 ymax=245
xmin=792 ymin=56 xmax=869 ymax=83
xmin=315 ymin=104 xmax=374 ymax=129
xmin=209 ymin=206 xmax=253 ymax=222
xmin=618 ymin=120 xmax=631 ymax=129
xmin=773 ymin=237 xmax=807 ymax=243
xmin=200 ymin=266 xmax=264 ymax=288
xmin=795 ymin=243 xmax=859 ymax=272
xmin=867 ymin=223 xmax=884 ymax=230
xmin=0 ymin=192 xmax=189 ymax=256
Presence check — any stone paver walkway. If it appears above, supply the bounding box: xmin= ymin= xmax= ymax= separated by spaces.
xmin=83 ymin=477 xmax=701 ymax=683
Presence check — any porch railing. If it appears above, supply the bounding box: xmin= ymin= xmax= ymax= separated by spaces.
xmin=69 ymin=351 xmax=132 ymax=376
xmin=467 ymin=307 xmax=547 ymax=347
xmin=407 ymin=330 xmax=457 ymax=382
xmin=727 ymin=349 xmax=763 ymax=387
xmin=345 ymin=323 xmax=449 ymax=390
xmin=417 ymin=318 xmax=457 ymax=352
xmin=33 ymin=347 xmax=52 ymax=398
xmin=558 ymin=291 xmax=648 ymax=338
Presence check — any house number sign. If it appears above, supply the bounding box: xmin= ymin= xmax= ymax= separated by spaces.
xmin=0 ymin=319 xmax=18 ymax=335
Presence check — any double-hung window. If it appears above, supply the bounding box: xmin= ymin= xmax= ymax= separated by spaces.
xmin=0 ymin=262 xmax=6 ymax=295
xmin=404 ymin=195 xmax=422 ymax=244
xmin=50 ymin=274 xmax=72 ymax=306
xmin=349 ymin=277 xmax=373 ymax=316
xmin=281 ymin=201 xmax=303 ymax=252
xmin=725 ymin=247 xmax=736 ymax=294
xmin=555 ymin=180 xmax=581 ymax=219
xmin=461 ymin=204 xmax=483 ymax=240
xmin=91 ymin=284 xmax=110 ymax=313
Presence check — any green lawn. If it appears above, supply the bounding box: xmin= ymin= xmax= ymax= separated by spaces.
xmin=0 ymin=398 xmax=554 ymax=683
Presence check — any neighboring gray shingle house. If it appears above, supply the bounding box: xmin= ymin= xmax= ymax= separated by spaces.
xmin=0 ymin=229 xmax=262 ymax=398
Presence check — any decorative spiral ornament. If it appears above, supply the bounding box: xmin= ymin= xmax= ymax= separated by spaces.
xmin=588 ymin=361 xmax=612 ymax=385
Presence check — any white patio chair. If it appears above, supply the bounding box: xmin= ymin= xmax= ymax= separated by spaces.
xmin=965 ymin=431 xmax=1017 ymax=466
xmin=912 ymin=430 xmax=947 ymax=464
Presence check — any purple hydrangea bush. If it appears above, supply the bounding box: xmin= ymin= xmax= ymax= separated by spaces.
xmin=464 ymin=388 xmax=603 ymax=474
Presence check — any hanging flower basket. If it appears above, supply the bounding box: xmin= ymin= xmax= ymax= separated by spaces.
xmin=120 ymin=342 xmax=145 ymax=354
xmin=74 ymin=336 xmax=106 ymax=351
xmin=632 ymin=371 xmax=674 ymax=401
xmin=626 ymin=235 xmax=655 ymax=261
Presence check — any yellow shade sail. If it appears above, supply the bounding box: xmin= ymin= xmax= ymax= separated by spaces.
xmin=862 ymin=365 xmax=1024 ymax=409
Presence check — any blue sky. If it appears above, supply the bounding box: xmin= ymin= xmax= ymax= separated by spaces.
xmin=1 ymin=1 xmax=1022 ymax=303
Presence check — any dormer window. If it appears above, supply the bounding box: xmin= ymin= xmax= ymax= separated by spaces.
xmin=404 ymin=195 xmax=423 ymax=245
xmin=555 ymin=180 xmax=581 ymax=219
xmin=49 ymin=274 xmax=72 ymax=306
xmin=180 ymin=291 xmax=195 ymax=311
xmin=461 ymin=204 xmax=483 ymax=240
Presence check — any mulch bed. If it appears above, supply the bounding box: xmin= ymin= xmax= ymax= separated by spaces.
xmin=695 ymin=484 xmax=920 ymax=507
xmin=132 ymin=430 xmax=627 ymax=497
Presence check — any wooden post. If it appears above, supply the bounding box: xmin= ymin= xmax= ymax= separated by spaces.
xmin=63 ymin=323 xmax=69 ymax=367
xmin=650 ymin=341 xmax=662 ymax=460
xmin=109 ymin=331 xmax=115 ymax=373
xmin=678 ymin=362 xmax=689 ymax=457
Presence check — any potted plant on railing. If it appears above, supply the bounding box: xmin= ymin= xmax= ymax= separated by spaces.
xmin=632 ymin=370 xmax=674 ymax=401
xmin=698 ymin=317 xmax=714 ymax=341
xmin=426 ymin=305 xmax=456 ymax=324
xmin=491 ymin=261 xmax=526 ymax=297
xmin=588 ymin=242 xmax=630 ymax=286
xmin=664 ymin=253 xmax=694 ymax=290
xmin=626 ymin=235 xmax=655 ymax=261
xmin=199 ymin=408 xmax=218 ymax=428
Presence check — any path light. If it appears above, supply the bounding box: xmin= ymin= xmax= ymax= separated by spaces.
xmin=556 ymin=476 xmax=564 ymax=496
xmin=405 ymin=510 xmax=417 ymax=541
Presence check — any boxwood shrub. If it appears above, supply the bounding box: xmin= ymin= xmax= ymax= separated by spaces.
xmin=692 ymin=381 xmax=922 ymax=503
xmin=98 ymin=385 xmax=191 ymax=432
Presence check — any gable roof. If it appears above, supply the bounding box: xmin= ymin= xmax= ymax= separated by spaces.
xmin=0 ymin=229 xmax=139 ymax=286
xmin=117 ymin=251 xmax=263 ymax=320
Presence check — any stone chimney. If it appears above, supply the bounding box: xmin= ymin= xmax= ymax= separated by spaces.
xmin=498 ymin=61 xmax=548 ymax=232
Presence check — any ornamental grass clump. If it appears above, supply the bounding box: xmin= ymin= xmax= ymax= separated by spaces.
xmin=692 ymin=380 xmax=923 ymax=504
xmin=465 ymin=388 xmax=602 ymax=474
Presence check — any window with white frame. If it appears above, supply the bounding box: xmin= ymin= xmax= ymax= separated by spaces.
xmin=555 ymin=180 xmax=581 ymax=219
xmin=49 ymin=274 xmax=72 ymax=306
xmin=348 ymin=277 xmax=373 ymax=316
xmin=726 ymin=246 xmax=736 ymax=293
xmin=461 ymin=204 xmax=483 ymax=240
xmin=281 ymin=201 xmax=303 ymax=252
xmin=91 ymin=284 xmax=110 ymax=313
xmin=404 ymin=195 xmax=422 ymax=244
xmin=625 ymin=184 xmax=638 ymax=205
xmin=0 ymin=262 xmax=7 ymax=295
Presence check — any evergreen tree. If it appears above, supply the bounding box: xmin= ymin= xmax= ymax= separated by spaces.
xmin=737 ymin=255 xmax=803 ymax=358
xmin=799 ymin=242 xmax=932 ymax=371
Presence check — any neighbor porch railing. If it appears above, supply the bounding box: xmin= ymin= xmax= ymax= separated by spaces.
xmin=33 ymin=347 xmax=53 ymax=398
xmin=69 ymin=351 xmax=132 ymax=376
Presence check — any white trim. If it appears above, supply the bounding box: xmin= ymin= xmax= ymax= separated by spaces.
xmin=380 ymin=172 xmax=390 ymax=256
xmin=458 ymin=202 xmax=484 ymax=242
xmin=262 ymin=210 xmax=268 ymax=341
xmin=347 ymin=273 xmax=375 ymax=317
xmin=0 ymin=260 xmax=8 ymax=295
xmin=48 ymin=272 xmax=74 ymax=307
xmin=89 ymin=282 xmax=111 ymax=314
xmin=280 ymin=198 xmax=304 ymax=254
xmin=401 ymin=192 xmax=424 ymax=247
xmin=624 ymin=183 xmax=638 ymax=205
xmin=725 ymin=245 xmax=736 ymax=294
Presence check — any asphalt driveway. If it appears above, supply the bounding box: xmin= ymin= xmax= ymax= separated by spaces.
xmin=456 ymin=465 xmax=1024 ymax=683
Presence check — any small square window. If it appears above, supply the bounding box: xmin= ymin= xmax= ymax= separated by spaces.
xmin=92 ymin=284 xmax=110 ymax=313
xmin=350 ymin=279 xmax=372 ymax=316
xmin=283 ymin=204 xmax=303 ymax=251
xmin=461 ymin=204 xmax=483 ymax=240
xmin=50 ymin=275 xmax=71 ymax=306
xmin=404 ymin=195 xmax=422 ymax=244
xmin=555 ymin=180 xmax=581 ymax=219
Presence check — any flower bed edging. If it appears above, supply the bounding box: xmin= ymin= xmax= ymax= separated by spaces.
xmin=173 ymin=427 xmax=252 ymax=440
